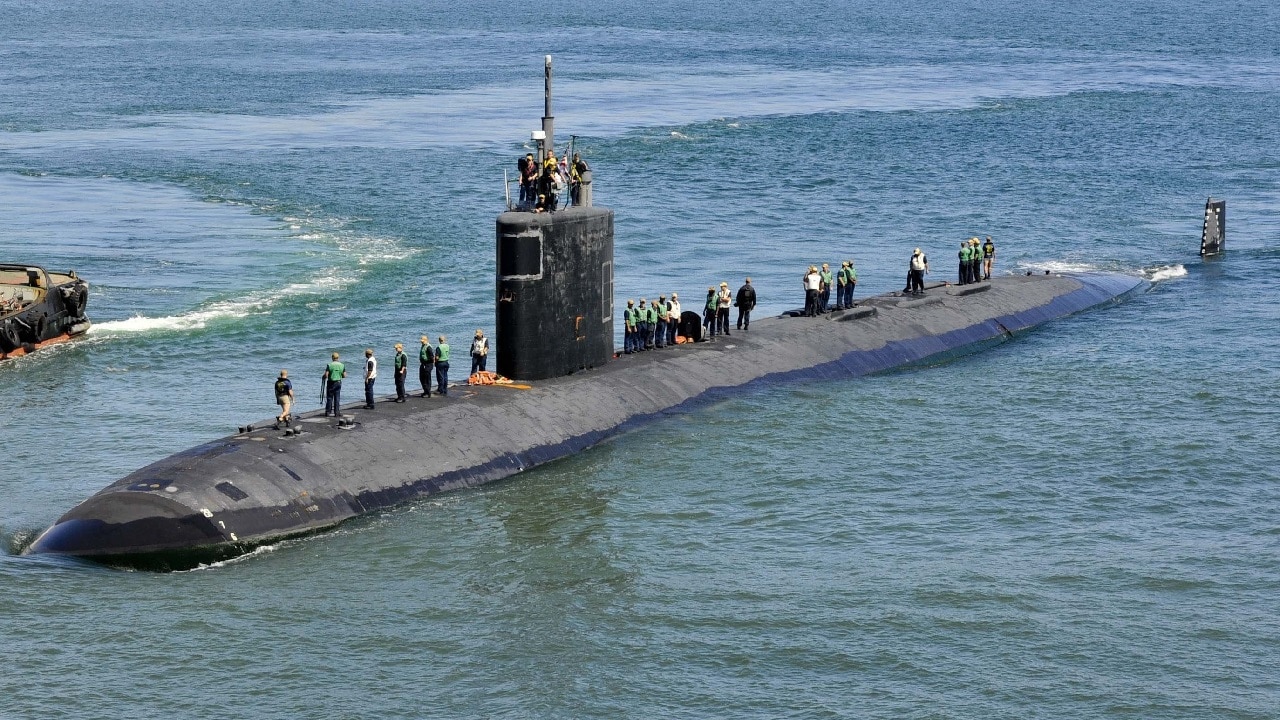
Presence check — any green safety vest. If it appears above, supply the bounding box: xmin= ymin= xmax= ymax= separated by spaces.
xmin=326 ymin=361 xmax=345 ymax=382
xmin=960 ymin=246 xmax=971 ymax=262
xmin=820 ymin=270 xmax=833 ymax=287
xmin=846 ymin=266 xmax=857 ymax=282
xmin=436 ymin=344 xmax=450 ymax=362
xmin=420 ymin=344 xmax=434 ymax=364
xmin=624 ymin=308 xmax=635 ymax=326
xmin=394 ymin=351 xmax=407 ymax=371
xmin=705 ymin=295 xmax=717 ymax=313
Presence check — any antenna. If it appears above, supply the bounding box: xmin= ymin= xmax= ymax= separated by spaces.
xmin=542 ymin=55 xmax=555 ymax=158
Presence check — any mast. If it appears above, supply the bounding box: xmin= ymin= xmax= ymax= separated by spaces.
xmin=542 ymin=55 xmax=555 ymax=158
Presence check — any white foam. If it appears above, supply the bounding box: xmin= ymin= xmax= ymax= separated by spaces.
xmin=1027 ymin=260 xmax=1106 ymax=275
xmin=1143 ymin=264 xmax=1187 ymax=282
xmin=90 ymin=267 xmax=357 ymax=336
xmin=180 ymin=542 xmax=280 ymax=572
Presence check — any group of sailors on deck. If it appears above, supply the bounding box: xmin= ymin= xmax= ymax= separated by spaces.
xmin=271 ymin=329 xmax=496 ymax=427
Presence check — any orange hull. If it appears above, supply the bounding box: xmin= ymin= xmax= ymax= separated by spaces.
xmin=0 ymin=327 xmax=87 ymax=361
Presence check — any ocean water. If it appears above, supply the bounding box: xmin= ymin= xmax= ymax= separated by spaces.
xmin=2 ymin=1 xmax=1279 ymax=717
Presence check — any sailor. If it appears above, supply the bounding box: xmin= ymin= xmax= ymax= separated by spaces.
xmin=703 ymin=286 xmax=718 ymax=341
xmin=435 ymin=335 xmax=450 ymax=396
xmin=819 ymin=263 xmax=833 ymax=313
xmin=647 ymin=296 xmax=660 ymax=348
xmin=517 ymin=154 xmax=532 ymax=208
xmin=970 ymin=237 xmax=983 ymax=284
xmin=570 ymin=153 xmax=589 ymax=206
xmin=363 ymin=348 xmax=378 ymax=409
xmin=803 ymin=266 xmax=821 ymax=316
xmin=959 ymin=240 xmax=972 ymax=285
xmin=735 ymin=278 xmax=755 ymax=331
xmin=539 ymin=153 xmax=561 ymax=211
xmin=393 ymin=343 xmax=408 ymax=402
xmin=322 ymin=352 xmax=346 ymax=417
xmin=418 ymin=335 xmax=435 ymax=397
xmin=470 ymin=329 xmax=489 ymax=375
xmin=274 ymin=370 xmax=294 ymax=427
xmin=667 ymin=293 xmax=681 ymax=345
xmin=909 ymin=248 xmax=929 ymax=295
xmin=717 ymin=282 xmax=732 ymax=335
xmin=655 ymin=295 xmax=668 ymax=348
xmin=983 ymin=236 xmax=996 ymax=280
xmin=839 ymin=260 xmax=857 ymax=309
xmin=623 ymin=299 xmax=637 ymax=354
xmin=636 ymin=299 xmax=649 ymax=350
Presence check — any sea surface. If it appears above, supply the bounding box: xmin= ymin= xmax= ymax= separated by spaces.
xmin=2 ymin=1 xmax=1279 ymax=717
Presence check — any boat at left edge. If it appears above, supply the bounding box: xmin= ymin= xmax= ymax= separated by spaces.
xmin=0 ymin=263 xmax=91 ymax=361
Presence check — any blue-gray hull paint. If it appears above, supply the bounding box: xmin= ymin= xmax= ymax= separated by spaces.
xmin=25 ymin=272 xmax=1145 ymax=570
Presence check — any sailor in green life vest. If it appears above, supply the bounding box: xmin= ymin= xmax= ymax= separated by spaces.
xmin=434 ymin=335 xmax=451 ymax=396
xmin=273 ymin=369 xmax=294 ymax=427
xmin=654 ymin=295 xmax=669 ymax=348
xmin=969 ymin=237 xmax=982 ymax=284
xmin=392 ymin=342 xmax=408 ymax=403
xmin=650 ymin=293 xmax=660 ymax=345
xmin=982 ymin=235 xmax=996 ymax=280
xmin=819 ymin=263 xmax=834 ymax=313
xmin=837 ymin=260 xmax=857 ymax=309
xmin=958 ymin=240 xmax=972 ymax=285
xmin=418 ymin=335 xmax=435 ymax=397
xmin=322 ymin=352 xmax=346 ymax=417
xmin=636 ymin=298 xmax=649 ymax=350
xmin=622 ymin=299 xmax=637 ymax=354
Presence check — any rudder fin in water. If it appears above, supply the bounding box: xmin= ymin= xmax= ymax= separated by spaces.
xmin=1201 ymin=197 xmax=1225 ymax=257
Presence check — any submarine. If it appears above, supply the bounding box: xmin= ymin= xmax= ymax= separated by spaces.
xmin=24 ymin=58 xmax=1148 ymax=570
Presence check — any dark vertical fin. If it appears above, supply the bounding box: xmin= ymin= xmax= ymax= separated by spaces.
xmin=1200 ymin=198 xmax=1226 ymax=257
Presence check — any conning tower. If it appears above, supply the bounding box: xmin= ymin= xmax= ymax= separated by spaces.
xmin=495 ymin=57 xmax=614 ymax=381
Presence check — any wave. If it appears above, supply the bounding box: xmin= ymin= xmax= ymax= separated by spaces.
xmin=1021 ymin=260 xmax=1185 ymax=283
xmin=90 ymin=270 xmax=352 ymax=336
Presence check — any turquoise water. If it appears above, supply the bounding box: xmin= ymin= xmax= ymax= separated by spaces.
xmin=2 ymin=1 xmax=1279 ymax=717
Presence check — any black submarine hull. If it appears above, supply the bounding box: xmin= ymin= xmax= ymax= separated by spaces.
xmin=25 ymin=272 xmax=1143 ymax=569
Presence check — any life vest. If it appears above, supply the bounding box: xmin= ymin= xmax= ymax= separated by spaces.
xmin=326 ymin=361 xmax=344 ymax=381
xmin=911 ymin=254 xmax=926 ymax=271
